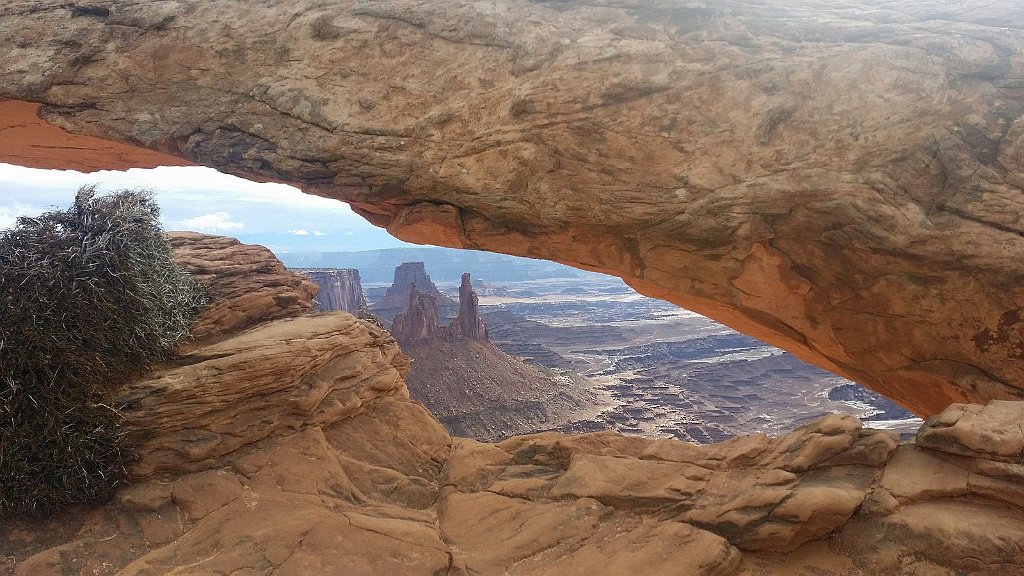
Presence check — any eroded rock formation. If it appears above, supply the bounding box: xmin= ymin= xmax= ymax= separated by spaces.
xmin=3 ymin=234 xmax=1023 ymax=575
xmin=2 ymin=1 xmax=1022 ymax=414
xmin=391 ymin=269 xmax=593 ymax=440
xmin=298 ymin=268 xmax=367 ymax=313
xmin=167 ymin=231 xmax=318 ymax=346
xmin=455 ymin=272 xmax=487 ymax=341
xmin=390 ymin=283 xmax=441 ymax=343
xmin=390 ymin=270 xmax=488 ymax=344
xmin=370 ymin=261 xmax=456 ymax=321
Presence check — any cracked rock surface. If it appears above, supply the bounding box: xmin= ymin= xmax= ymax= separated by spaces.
xmin=1 ymin=1 xmax=1023 ymax=414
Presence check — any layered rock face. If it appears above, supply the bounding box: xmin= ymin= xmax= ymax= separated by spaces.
xmin=2 ymin=1 xmax=1023 ymax=414
xmin=370 ymin=262 xmax=456 ymax=321
xmin=167 ymin=231 xmax=318 ymax=345
xmin=392 ymin=270 xmax=595 ymax=440
xmin=3 ymin=234 xmax=1023 ymax=575
xmin=298 ymin=268 xmax=367 ymax=313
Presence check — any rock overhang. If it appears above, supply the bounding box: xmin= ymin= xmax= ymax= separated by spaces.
xmin=1 ymin=0 xmax=1023 ymax=415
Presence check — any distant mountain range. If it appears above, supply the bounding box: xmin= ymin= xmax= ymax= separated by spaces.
xmin=280 ymin=246 xmax=590 ymax=284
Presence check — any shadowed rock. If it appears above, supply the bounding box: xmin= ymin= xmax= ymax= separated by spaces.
xmin=2 ymin=1 xmax=1022 ymax=414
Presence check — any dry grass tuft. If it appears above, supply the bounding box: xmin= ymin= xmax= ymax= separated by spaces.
xmin=0 ymin=186 xmax=206 ymax=516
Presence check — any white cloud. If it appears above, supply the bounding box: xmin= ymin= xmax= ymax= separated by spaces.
xmin=0 ymin=202 xmax=49 ymax=231
xmin=0 ymin=211 xmax=18 ymax=230
xmin=0 ymin=163 xmax=355 ymax=213
xmin=290 ymin=229 xmax=310 ymax=236
xmin=0 ymin=164 xmax=418 ymax=251
xmin=176 ymin=212 xmax=244 ymax=232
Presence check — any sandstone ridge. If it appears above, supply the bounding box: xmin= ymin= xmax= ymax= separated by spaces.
xmin=2 ymin=1 xmax=1023 ymax=413
xmin=166 ymin=231 xmax=318 ymax=347
xmin=3 ymin=234 xmax=1023 ymax=576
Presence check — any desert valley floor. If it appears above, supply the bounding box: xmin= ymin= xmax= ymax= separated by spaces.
xmin=366 ymin=265 xmax=923 ymax=443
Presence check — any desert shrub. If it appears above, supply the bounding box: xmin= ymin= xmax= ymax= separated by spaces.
xmin=0 ymin=186 xmax=207 ymax=515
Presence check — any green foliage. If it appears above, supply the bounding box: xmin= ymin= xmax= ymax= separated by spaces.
xmin=0 ymin=186 xmax=207 ymax=515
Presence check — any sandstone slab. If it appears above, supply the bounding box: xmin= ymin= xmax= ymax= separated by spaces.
xmin=917 ymin=400 xmax=1024 ymax=462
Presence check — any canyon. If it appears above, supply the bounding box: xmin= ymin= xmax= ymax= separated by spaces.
xmin=4 ymin=235 xmax=1023 ymax=575
xmin=377 ymin=264 xmax=598 ymax=441
xmin=337 ymin=256 xmax=918 ymax=443
xmin=2 ymin=1 xmax=1024 ymax=573
xmin=2 ymin=0 xmax=1023 ymax=413
xmin=476 ymin=275 xmax=919 ymax=442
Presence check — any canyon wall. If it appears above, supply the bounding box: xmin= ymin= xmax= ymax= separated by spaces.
xmin=1 ymin=1 xmax=1024 ymax=413
xmin=298 ymin=268 xmax=367 ymax=313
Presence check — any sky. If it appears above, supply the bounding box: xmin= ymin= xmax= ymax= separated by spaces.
xmin=0 ymin=163 xmax=416 ymax=255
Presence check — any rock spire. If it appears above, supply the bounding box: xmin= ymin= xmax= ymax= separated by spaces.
xmin=390 ymin=272 xmax=488 ymax=344
xmin=455 ymin=273 xmax=487 ymax=341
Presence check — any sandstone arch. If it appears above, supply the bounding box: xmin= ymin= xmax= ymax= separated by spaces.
xmin=2 ymin=0 xmax=1023 ymax=415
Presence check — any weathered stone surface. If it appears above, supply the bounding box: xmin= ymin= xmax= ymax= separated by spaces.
xmin=917 ymin=400 xmax=1024 ymax=462
xmin=298 ymin=268 xmax=367 ymax=313
xmin=0 ymin=99 xmax=188 ymax=172
xmin=438 ymin=492 xmax=741 ymax=576
xmin=6 ymin=237 xmax=1024 ymax=575
xmin=2 ymin=1 xmax=1024 ymax=414
xmin=370 ymin=261 xmax=455 ymax=319
xmin=121 ymin=312 xmax=410 ymax=478
xmin=840 ymin=500 xmax=1024 ymax=575
xmin=10 ymin=369 xmax=1024 ymax=575
xmin=168 ymin=231 xmax=318 ymax=344
xmin=494 ymin=414 xmax=885 ymax=552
